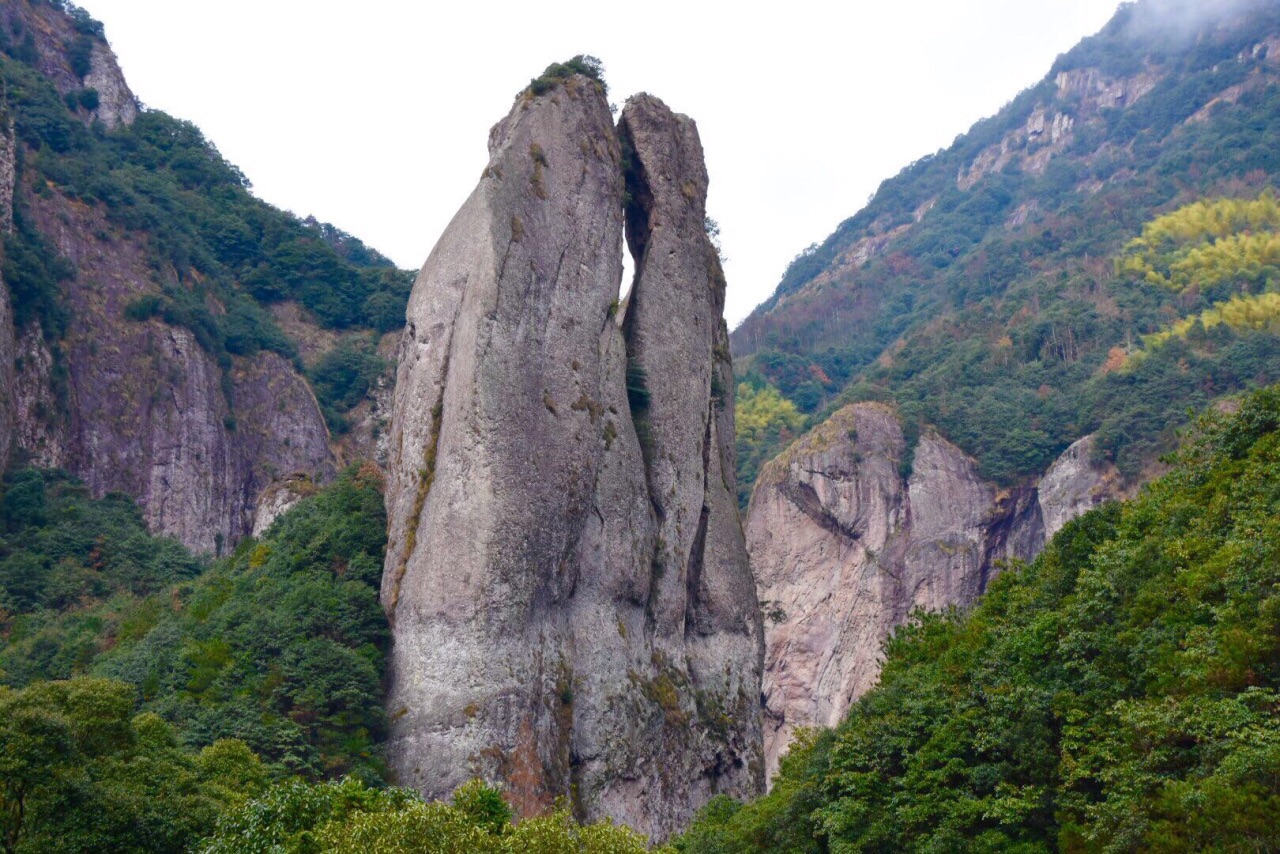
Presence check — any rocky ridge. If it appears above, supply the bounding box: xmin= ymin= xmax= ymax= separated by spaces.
xmin=0 ymin=0 xmax=339 ymax=552
xmin=749 ymin=402 xmax=1120 ymax=780
xmin=382 ymin=77 xmax=762 ymax=838
xmin=8 ymin=151 xmax=334 ymax=553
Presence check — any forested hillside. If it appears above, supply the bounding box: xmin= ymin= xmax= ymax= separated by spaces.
xmin=733 ymin=0 xmax=1280 ymax=502
xmin=679 ymin=383 xmax=1280 ymax=852
xmin=0 ymin=467 xmax=667 ymax=851
xmin=0 ymin=0 xmax=416 ymax=554
xmin=0 ymin=12 xmax=410 ymax=424
xmin=0 ymin=466 xmax=391 ymax=783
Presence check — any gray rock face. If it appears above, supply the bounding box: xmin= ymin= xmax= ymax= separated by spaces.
xmin=252 ymin=474 xmax=317 ymax=537
xmin=615 ymin=93 xmax=764 ymax=829
xmin=0 ymin=117 xmax=16 ymax=471
xmin=1 ymin=0 xmax=138 ymax=129
xmin=85 ymin=42 xmax=139 ymax=130
xmin=383 ymin=82 xmax=761 ymax=838
xmin=749 ymin=403 xmax=1120 ymax=780
xmin=1037 ymin=435 xmax=1118 ymax=538
xmin=9 ymin=188 xmax=334 ymax=553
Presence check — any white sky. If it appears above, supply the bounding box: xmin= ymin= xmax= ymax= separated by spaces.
xmin=77 ymin=0 xmax=1121 ymax=327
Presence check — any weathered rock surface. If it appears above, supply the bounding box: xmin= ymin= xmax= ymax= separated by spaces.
xmin=0 ymin=0 xmax=137 ymax=129
xmin=0 ymin=115 xmax=17 ymax=471
xmin=383 ymin=81 xmax=761 ymax=838
xmin=749 ymin=403 xmax=1120 ymax=780
xmin=1036 ymin=434 xmax=1119 ymax=539
xmin=84 ymin=41 xmax=138 ymax=129
xmin=251 ymin=473 xmax=318 ymax=537
xmin=7 ymin=174 xmax=334 ymax=553
xmin=615 ymin=92 xmax=764 ymax=830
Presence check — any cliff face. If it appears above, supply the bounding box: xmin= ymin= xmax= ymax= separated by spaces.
xmin=749 ymin=403 xmax=1119 ymax=780
xmin=0 ymin=0 xmax=138 ymax=129
xmin=0 ymin=115 xmax=16 ymax=470
xmin=383 ymin=80 xmax=761 ymax=838
xmin=0 ymin=0 xmax=339 ymax=552
xmin=11 ymin=188 xmax=334 ymax=552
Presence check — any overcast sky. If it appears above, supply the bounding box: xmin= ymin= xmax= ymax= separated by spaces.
xmin=76 ymin=0 xmax=1121 ymax=326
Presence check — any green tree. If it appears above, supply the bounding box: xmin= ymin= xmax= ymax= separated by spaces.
xmin=0 ymin=678 xmax=265 ymax=853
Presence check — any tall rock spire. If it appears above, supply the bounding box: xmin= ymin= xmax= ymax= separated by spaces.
xmin=382 ymin=75 xmax=762 ymax=839
xmin=617 ymin=90 xmax=764 ymax=804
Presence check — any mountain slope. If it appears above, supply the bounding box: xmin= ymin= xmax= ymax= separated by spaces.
xmin=678 ymin=383 xmax=1280 ymax=852
xmin=0 ymin=0 xmax=410 ymax=551
xmin=733 ymin=0 xmax=1280 ymax=497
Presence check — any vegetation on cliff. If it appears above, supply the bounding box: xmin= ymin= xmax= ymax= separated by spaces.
xmin=679 ymin=384 xmax=1280 ymax=851
xmin=733 ymin=0 xmax=1280 ymax=493
xmin=0 ymin=19 xmax=410 ymax=423
xmin=0 ymin=467 xmax=390 ymax=784
xmin=526 ymin=54 xmax=606 ymax=96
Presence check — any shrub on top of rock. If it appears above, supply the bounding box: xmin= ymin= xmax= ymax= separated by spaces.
xmin=526 ymin=54 xmax=606 ymax=96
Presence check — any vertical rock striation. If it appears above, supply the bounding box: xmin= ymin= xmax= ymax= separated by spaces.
xmin=7 ymin=185 xmax=334 ymax=554
xmin=383 ymin=80 xmax=761 ymax=839
xmin=0 ymin=115 xmax=16 ymax=470
xmin=749 ymin=403 xmax=1120 ymax=780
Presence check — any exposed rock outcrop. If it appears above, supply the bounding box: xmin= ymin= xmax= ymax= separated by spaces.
xmin=251 ymin=473 xmax=318 ymax=537
xmin=84 ymin=41 xmax=138 ymax=129
xmin=8 ymin=180 xmax=334 ymax=553
xmin=0 ymin=115 xmax=16 ymax=471
xmin=0 ymin=0 xmax=138 ymax=129
xmin=749 ymin=403 xmax=1120 ymax=780
xmin=383 ymin=80 xmax=761 ymax=838
xmin=1037 ymin=434 xmax=1120 ymax=539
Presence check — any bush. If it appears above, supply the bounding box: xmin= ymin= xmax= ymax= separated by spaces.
xmin=527 ymin=54 xmax=606 ymax=96
xmin=204 ymin=776 xmax=669 ymax=854
xmin=66 ymin=35 xmax=93 ymax=80
xmin=307 ymin=338 xmax=387 ymax=422
xmin=0 ymin=677 xmax=266 ymax=853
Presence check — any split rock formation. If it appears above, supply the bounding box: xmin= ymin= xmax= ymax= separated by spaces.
xmin=382 ymin=75 xmax=763 ymax=838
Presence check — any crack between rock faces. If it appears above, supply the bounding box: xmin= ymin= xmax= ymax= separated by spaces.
xmin=780 ymin=480 xmax=861 ymax=542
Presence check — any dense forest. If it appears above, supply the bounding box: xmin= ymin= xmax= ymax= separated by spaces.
xmin=678 ymin=383 xmax=1280 ymax=851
